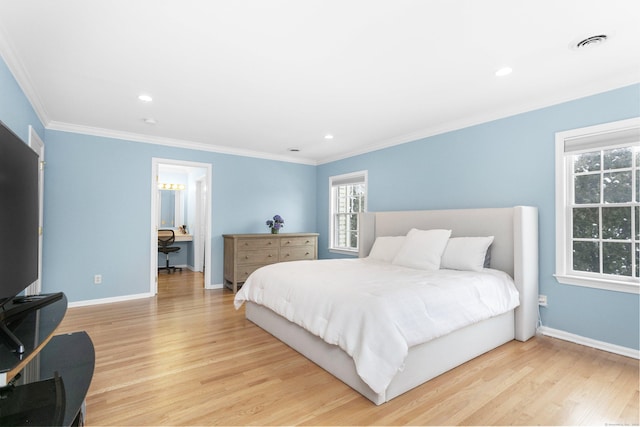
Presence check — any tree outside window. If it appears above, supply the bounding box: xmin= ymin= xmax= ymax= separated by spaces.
xmin=555 ymin=117 xmax=640 ymax=294
xmin=571 ymin=147 xmax=638 ymax=278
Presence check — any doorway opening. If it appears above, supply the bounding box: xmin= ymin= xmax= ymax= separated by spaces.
xmin=150 ymin=158 xmax=212 ymax=295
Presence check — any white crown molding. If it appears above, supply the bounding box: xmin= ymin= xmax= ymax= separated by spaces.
xmin=47 ymin=73 xmax=640 ymax=168
xmin=318 ymin=75 xmax=640 ymax=165
xmin=0 ymin=25 xmax=50 ymax=127
xmin=538 ymin=326 xmax=639 ymax=360
xmin=0 ymin=26 xmax=316 ymax=166
xmin=47 ymin=121 xmax=317 ymax=166
xmin=2 ymin=14 xmax=637 ymax=168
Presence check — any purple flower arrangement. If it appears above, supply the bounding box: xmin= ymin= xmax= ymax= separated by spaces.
xmin=266 ymin=215 xmax=284 ymax=234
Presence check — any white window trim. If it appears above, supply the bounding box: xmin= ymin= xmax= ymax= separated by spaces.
xmin=555 ymin=117 xmax=640 ymax=294
xmin=329 ymin=170 xmax=368 ymax=255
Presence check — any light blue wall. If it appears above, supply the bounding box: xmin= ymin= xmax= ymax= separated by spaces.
xmin=1 ymin=56 xmax=316 ymax=304
xmin=0 ymin=56 xmax=44 ymax=143
xmin=2 ymin=52 xmax=638 ymax=351
xmin=317 ymin=84 xmax=640 ymax=351
xmin=41 ymin=130 xmax=317 ymax=301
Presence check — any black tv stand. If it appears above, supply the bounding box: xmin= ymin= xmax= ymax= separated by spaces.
xmin=0 ymin=292 xmax=94 ymax=426
xmin=1 ymin=292 xmax=63 ymax=322
xmin=0 ymin=332 xmax=94 ymax=426
xmin=0 ymin=322 xmax=25 ymax=355
xmin=0 ymin=292 xmax=64 ymax=355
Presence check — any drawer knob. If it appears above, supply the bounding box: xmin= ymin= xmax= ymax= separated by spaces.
xmin=268 ymin=241 xmax=272 ymax=245
xmin=245 ymin=255 xmax=249 ymax=259
xmin=268 ymin=254 xmax=272 ymax=257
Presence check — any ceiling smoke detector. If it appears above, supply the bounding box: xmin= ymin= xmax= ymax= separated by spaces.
xmin=573 ymin=34 xmax=608 ymax=50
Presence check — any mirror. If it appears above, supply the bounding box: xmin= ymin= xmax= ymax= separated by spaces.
xmin=158 ymin=189 xmax=183 ymax=228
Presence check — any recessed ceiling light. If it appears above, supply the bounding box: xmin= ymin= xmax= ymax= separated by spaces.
xmin=495 ymin=67 xmax=513 ymax=77
xmin=138 ymin=94 xmax=153 ymax=102
xmin=143 ymin=118 xmax=157 ymax=125
xmin=324 ymin=134 xmax=334 ymax=140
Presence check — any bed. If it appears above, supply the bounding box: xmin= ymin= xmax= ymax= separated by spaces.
xmin=234 ymin=206 xmax=538 ymax=405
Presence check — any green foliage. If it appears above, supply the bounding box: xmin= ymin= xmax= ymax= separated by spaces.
xmin=571 ymin=147 xmax=638 ymax=278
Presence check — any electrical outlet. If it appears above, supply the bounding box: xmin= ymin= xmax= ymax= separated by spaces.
xmin=94 ymin=274 xmax=102 ymax=285
xmin=538 ymin=294 xmax=547 ymax=307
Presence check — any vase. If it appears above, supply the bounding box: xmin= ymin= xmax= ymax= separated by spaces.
xmin=271 ymin=228 xmax=279 ymax=234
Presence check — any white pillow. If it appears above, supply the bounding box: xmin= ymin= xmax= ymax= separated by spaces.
xmin=441 ymin=236 xmax=494 ymax=271
xmin=368 ymin=236 xmax=406 ymax=262
xmin=391 ymin=228 xmax=452 ymax=270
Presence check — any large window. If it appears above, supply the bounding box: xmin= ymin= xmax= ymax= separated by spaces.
xmin=329 ymin=171 xmax=367 ymax=254
xmin=555 ymin=118 xmax=640 ymax=294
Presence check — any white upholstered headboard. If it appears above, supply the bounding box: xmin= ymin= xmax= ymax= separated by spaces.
xmin=358 ymin=206 xmax=539 ymax=341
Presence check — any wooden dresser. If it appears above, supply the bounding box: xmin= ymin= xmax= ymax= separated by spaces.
xmin=223 ymin=233 xmax=319 ymax=293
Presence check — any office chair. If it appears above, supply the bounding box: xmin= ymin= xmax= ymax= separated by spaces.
xmin=158 ymin=229 xmax=183 ymax=273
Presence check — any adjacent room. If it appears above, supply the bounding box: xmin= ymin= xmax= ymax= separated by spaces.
xmin=0 ymin=0 xmax=638 ymax=425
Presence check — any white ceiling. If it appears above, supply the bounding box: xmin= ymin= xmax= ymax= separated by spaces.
xmin=0 ymin=1 xmax=638 ymax=164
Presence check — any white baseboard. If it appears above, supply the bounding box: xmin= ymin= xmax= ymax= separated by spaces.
xmin=538 ymin=326 xmax=639 ymax=360
xmin=68 ymin=292 xmax=154 ymax=308
xmin=69 ymin=283 xmax=225 ymax=307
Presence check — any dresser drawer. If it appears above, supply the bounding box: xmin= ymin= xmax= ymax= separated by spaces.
xmin=238 ymin=238 xmax=278 ymax=250
xmin=236 ymin=264 xmax=264 ymax=282
xmin=280 ymin=236 xmax=316 ymax=247
xmin=238 ymin=248 xmax=278 ymax=265
xmin=280 ymin=246 xmax=315 ymax=261
xmin=223 ymin=233 xmax=318 ymax=293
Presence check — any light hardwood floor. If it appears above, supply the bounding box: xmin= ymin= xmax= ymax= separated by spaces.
xmin=57 ymin=270 xmax=639 ymax=426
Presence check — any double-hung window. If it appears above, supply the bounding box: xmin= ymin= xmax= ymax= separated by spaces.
xmin=329 ymin=171 xmax=367 ymax=254
xmin=555 ymin=117 xmax=640 ymax=294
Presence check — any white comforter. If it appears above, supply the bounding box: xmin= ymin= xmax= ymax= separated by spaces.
xmin=234 ymin=258 xmax=519 ymax=394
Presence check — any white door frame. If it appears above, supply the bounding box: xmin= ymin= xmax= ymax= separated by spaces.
xmin=26 ymin=126 xmax=44 ymax=296
xmin=150 ymin=158 xmax=212 ymax=294
xmin=193 ymin=177 xmax=206 ymax=272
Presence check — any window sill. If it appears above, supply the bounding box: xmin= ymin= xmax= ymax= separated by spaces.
xmin=554 ymin=274 xmax=639 ymax=294
xmin=329 ymin=248 xmax=359 ymax=257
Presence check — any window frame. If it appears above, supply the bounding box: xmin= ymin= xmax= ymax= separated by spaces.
xmin=555 ymin=117 xmax=640 ymax=294
xmin=328 ymin=170 xmax=368 ymax=255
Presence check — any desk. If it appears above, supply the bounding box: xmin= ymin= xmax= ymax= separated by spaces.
xmin=158 ymin=234 xmax=193 ymax=268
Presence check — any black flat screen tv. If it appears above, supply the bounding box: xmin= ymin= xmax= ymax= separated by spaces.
xmin=0 ymin=120 xmax=39 ymax=307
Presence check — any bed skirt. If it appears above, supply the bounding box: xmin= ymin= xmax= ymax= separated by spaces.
xmin=246 ymin=301 xmax=515 ymax=405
